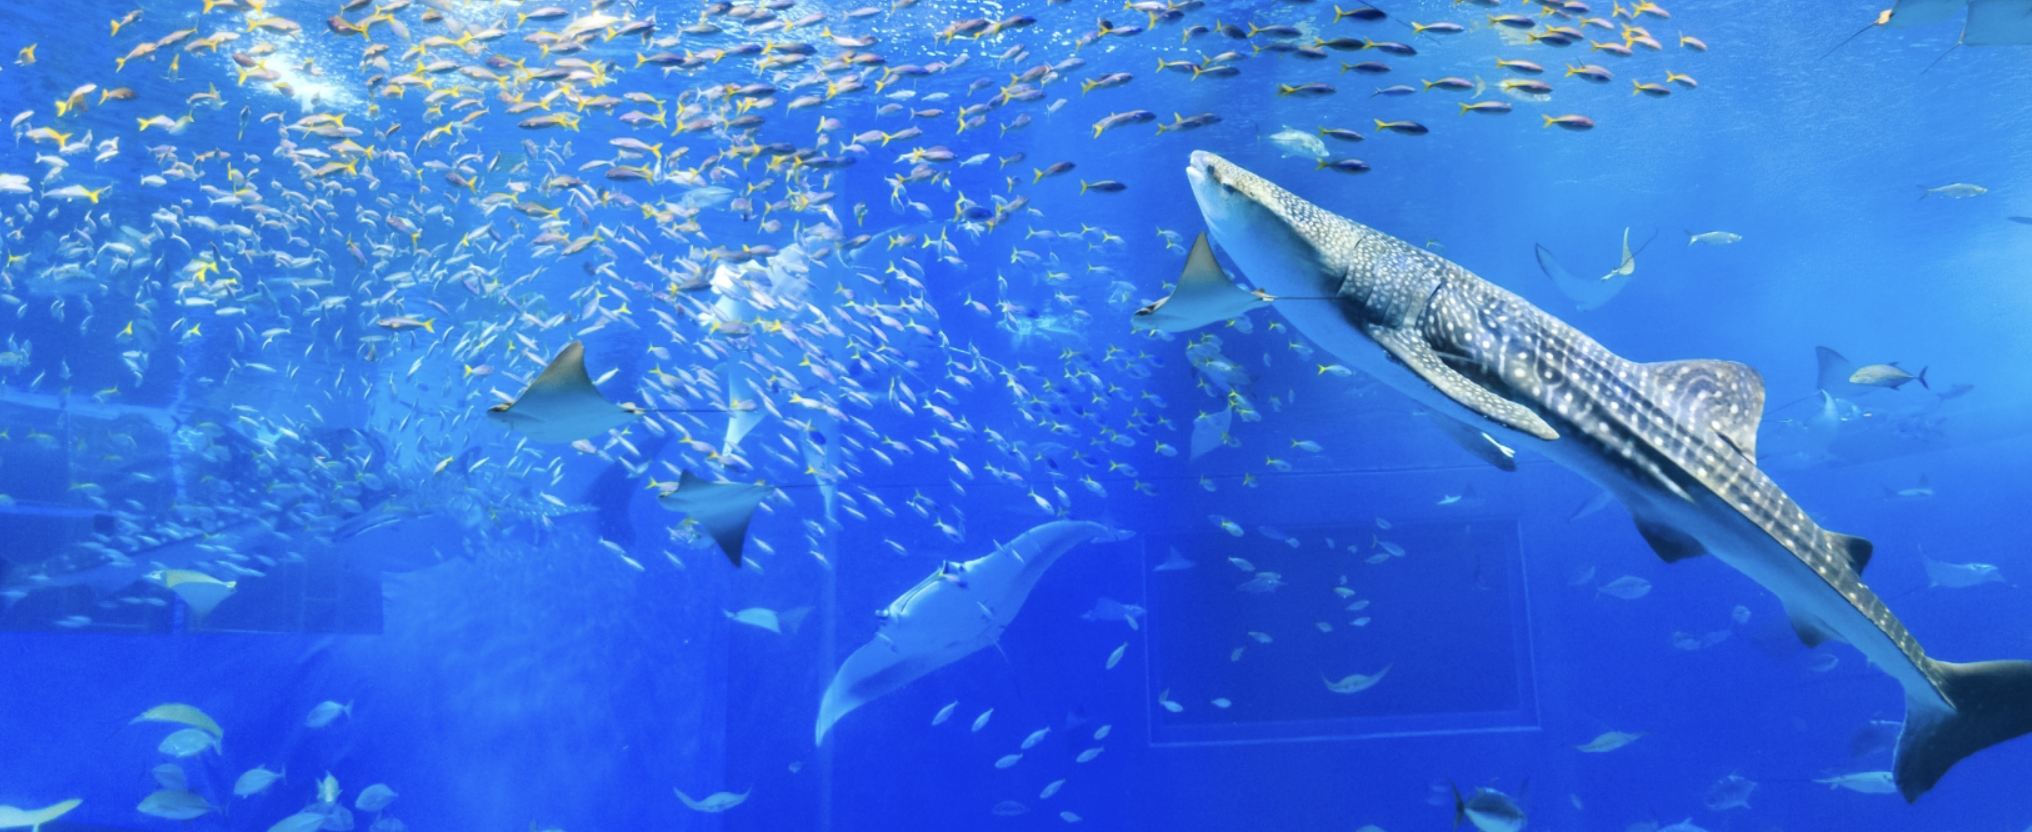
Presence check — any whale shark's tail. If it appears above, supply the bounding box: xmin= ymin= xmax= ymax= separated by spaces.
xmin=1896 ymin=658 xmax=2032 ymax=801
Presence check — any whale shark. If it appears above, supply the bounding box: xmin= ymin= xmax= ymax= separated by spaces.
xmin=1184 ymin=149 xmax=2032 ymax=802
xmin=814 ymin=520 xmax=1129 ymax=746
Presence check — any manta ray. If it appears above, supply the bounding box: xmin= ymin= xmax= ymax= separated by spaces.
xmin=1184 ymin=149 xmax=2032 ymax=802
xmin=486 ymin=341 xmax=645 ymax=443
xmin=814 ymin=521 xmax=1129 ymax=745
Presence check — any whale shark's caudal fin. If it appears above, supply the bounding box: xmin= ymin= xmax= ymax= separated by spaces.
xmin=1896 ymin=658 xmax=2032 ymax=801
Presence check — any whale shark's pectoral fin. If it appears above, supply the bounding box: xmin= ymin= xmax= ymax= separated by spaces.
xmin=1369 ymin=325 xmax=1559 ymax=441
xmin=1424 ymin=412 xmax=1518 ymax=471
xmin=1633 ymin=517 xmax=1706 ymax=563
xmin=1785 ymin=604 xmax=1841 ymax=648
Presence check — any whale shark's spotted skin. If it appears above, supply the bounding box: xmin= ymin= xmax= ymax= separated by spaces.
xmin=1187 ymin=153 xmax=1918 ymax=665
xmin=1420 ymin=258 xmax=1935 ymax=682
xmin=1185 ymin=149 xmax=2032 ymax=802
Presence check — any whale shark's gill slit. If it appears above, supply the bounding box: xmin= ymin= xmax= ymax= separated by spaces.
xmin=1433 ymin=348 xmax=1477 ymax=367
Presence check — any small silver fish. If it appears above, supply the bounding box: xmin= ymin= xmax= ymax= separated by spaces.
xmin=1265 ymin=126 xmax=1327 ymax=159
xmin=1920 ymin=183 xmax=1986 ymax=199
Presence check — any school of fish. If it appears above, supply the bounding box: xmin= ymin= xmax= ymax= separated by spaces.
xmin=0 ymin=0 xmax=2010 ymax=828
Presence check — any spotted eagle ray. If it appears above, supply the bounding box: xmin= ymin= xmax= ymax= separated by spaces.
xmin=150 ymin=569 xmax=235 ymax=626
xmin=1184 ymin=149 xmax=2032 ymax=802
xmin=1130 ymin=231 xmax=1272 ymax=333
xmin=1534 ymin=227 xmax=1649 ymax=311
xmin=657 ymin=471 xmax=772 ymax=567
xmin=1824 ymin=1 xmax=2032 ymax=63
xmin=0 ymin=798 xmax=82 ymax=832
xmin=1882 ymin=0 xmax=2032 ymax=45
xmin=814 ymin=521 xmax=1129 ymax=745
xmin=485 ymin=341 xmax=645 ymax=443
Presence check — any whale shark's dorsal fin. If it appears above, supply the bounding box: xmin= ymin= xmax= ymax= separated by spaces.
xmin=1826 ymin=531 xmax=1874 ymax=575
xmin=1787 ymin=605 xmax=1838 ymax=648
xmin=1644 ymin=359 xmax=1765 ymax=464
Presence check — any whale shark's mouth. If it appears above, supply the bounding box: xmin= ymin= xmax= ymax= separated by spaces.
xmin=1183 ymin=151 xmax=1341 ymax=307
xmin=1184 ymin=150 xmax=1240 ymax=212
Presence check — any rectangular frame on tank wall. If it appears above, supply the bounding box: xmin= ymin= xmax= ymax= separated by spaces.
xmin=1136 ymin=470 xmax=1542 ymax=747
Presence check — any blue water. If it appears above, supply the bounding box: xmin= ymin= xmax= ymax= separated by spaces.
xmin=2 ymin=0 xmax=2031 ymax=829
